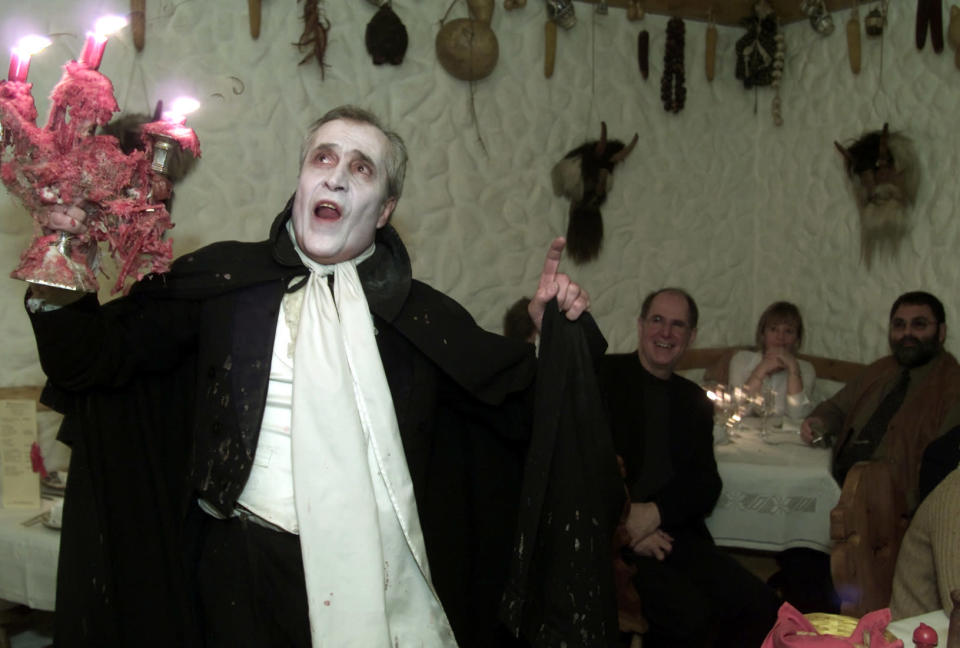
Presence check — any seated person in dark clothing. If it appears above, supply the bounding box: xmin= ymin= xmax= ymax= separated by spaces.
xmin=503 ymin=296 xmax=537 ymax=344
xmin=601 ymin=287 xmax=781 ymax=648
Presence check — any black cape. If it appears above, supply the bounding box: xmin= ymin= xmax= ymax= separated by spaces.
xmin=501 ymin=301 xmax=624 ymax=647
xmin=34 ymin=206 xmax=540 ymax=648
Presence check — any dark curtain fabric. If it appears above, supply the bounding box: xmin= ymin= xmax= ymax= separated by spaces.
xmin=42 ymin=367 xmax=199 ymax=648
xmin=501 ymin=300 xmax=624 ymax=648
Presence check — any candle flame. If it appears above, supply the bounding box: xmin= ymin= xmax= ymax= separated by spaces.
xmin=94 ymin=15 xmax=129 ymax=38
xmin=163 ymin=97 xmax=200 ymax=124
xmin=13 ymin=35 xmax=52 ymax=57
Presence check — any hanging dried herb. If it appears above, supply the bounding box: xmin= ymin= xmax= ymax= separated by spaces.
xmin=660 ymin=17 xmax=686 ymax=113
xmin=735 ymin=2 xmax=778 ymax=89
xmin=296 ymin=0 xmax=330 ymax=78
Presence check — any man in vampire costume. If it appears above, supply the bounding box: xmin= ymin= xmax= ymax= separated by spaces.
xmin=26 ymin=106 xmax=618 ymax=648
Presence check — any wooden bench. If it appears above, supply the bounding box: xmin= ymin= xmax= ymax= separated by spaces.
xmin=675 ymin=346 xmax=867 ymax=385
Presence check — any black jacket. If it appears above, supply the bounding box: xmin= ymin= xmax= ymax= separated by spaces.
xmin=599 ymin=353 xmax=721 ymax=538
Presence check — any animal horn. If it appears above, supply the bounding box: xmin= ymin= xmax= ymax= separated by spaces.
xmin=834 ymin=140 xmax=853 ymax=169
xmin=594 ymin=121 xmax=608 ymax=157
xmin=877 ymin=123 xmax=891 ymax=168
xmin=610 ymin=133 xmax=639 ymax=164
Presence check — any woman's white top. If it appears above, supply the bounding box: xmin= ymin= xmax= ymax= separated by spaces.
xmin=728 ymin=349 xmax=816 ymax=419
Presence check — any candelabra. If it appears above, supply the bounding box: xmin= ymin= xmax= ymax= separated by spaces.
xmin=0 ymin=17 xmax=200 ymax=294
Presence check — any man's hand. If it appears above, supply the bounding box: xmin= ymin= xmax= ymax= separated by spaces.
xmin=528 ymin=237 xmax=590 ymax=332
xmin=624 ymin=501 xmax=661 ymax=544
xmin=37 ymin=204 xmax=88 ymax=234
xmin=630 ymin=529 xmax=674 ymax=561
xmin=26 ymin=204 xmax=92 ymax=307
xmin=800 ymin=416 xmax=825 ymax=445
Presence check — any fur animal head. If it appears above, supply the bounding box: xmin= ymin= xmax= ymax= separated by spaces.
xmin=551 ymin=122 xmax=638 ymax=263
xmin=835 ymin=123 xmax=919 ymax=267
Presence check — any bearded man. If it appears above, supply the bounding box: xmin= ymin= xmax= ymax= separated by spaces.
xmin=802 ymin=291 xmax=960 ymax=510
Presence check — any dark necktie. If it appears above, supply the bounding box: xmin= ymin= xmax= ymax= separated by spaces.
xmin=833 ymin=369 xmax=910 ymax=485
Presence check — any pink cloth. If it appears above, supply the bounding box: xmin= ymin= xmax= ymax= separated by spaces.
xmin=761 ymin=603 xmax=904 ymax=648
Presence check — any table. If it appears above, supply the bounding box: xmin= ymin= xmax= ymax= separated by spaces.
xmin=0 ymin=504 xmax=59 ymax=612
xmin=887 ymin=609 xmax=950 ymax=645
xmin=705 ymin=417 xmax=842 ymax=553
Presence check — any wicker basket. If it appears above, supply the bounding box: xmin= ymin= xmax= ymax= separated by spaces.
xmin=803 ymin=613 xmax=898 ymax=642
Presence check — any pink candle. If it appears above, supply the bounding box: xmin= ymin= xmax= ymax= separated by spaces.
xmin=78 ymin=15 xmax=128 ymax=70
xmin=6 ymin=35 xmax=52 ymax=82
xmin=7 ymin=49 xmax=30 ymax=82
xmin=78 ymin=32 xmax=108 ymax=69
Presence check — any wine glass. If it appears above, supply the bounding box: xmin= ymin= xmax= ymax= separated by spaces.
xmin=757 ymin=385 xmax=776 ymax=438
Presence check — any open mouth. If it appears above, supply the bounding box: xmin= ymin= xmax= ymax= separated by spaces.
xmin=313 ymin=201 xmax=341 ymax=221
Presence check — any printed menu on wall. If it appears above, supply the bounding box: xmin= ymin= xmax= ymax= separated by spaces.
xmin=0 ymin=399 xmax=40 ymax=508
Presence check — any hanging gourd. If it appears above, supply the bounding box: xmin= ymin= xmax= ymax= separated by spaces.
xmin=436 ymin=0 xmax=499 ymax=81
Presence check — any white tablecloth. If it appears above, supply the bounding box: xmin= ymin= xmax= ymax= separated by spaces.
xmin=0 ymin=504 xmax=60 ymax=611
xmin=887 ymin=609 xmax=950 ymax=645
xmin=706 ymin=417 xmax=842 ymax=553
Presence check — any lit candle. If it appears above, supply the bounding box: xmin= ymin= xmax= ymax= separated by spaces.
xmin=7 ymin=35 xmax=52 ymax=83
xmin=78 ymin=15 xmax=128 ymax=70
xmin=162 ymin=96 xmax=201 ymax=126
xmin=151 ymin=96 xmax=200 ymax=174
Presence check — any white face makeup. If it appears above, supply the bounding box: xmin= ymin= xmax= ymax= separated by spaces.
xmin=291 ymin=119 xmax=396 ymax=265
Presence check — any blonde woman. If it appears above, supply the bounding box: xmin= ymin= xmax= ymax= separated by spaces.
xmin=728 ymin=301 xmax=815 ymax=419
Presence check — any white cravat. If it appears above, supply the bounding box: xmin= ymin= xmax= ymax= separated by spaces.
xmin=288 ymin=228 xmax=456 ymax=647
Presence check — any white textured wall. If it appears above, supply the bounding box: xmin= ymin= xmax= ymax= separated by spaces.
xmin=2 ymin=0 xmax=959 ymax=390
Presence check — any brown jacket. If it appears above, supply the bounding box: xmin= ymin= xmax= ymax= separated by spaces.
xmin=812 ymin=351 xmax=960 ymax=510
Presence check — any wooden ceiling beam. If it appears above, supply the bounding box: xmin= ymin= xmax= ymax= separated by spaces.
xmin=573 ymin=0 xmax=853 ymax=27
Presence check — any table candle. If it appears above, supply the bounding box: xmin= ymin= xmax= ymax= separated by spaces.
xmin=78 ymin=15 xmax=127 ymax=70
xmin=7 ymin=35 xmax=52 ymax=83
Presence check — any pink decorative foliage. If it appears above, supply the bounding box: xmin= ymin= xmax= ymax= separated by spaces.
xmin=0 ymin=61 xmax=201 ymax=294
xmin=30 ymin=441 xmax=48 ymax=478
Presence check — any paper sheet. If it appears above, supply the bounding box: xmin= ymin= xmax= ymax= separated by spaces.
xmin=0 ymin=399 xmax=40 ymax=508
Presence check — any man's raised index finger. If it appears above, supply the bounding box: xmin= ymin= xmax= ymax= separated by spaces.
xmin=540 ymin=236 xmax=566 ymax=283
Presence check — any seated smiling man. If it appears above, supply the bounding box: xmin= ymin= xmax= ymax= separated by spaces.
xmin=600 ymin=288 xmax=781 ymax=648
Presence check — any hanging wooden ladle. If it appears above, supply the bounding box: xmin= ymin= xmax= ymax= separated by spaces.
xmin=249 ymin=0 xmax=261 ymax=39
xmin=131 ymin=0 xmax=145 ymax=51
xmin=705 ymin=9 xmax=717 ymax=81
xmin=948 ymin=4 xmax=960 ymax=69
xmin=846 ymin=0 xmax=861 ymax=74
